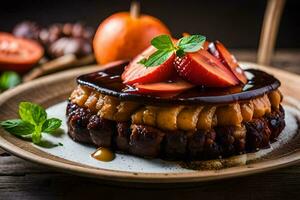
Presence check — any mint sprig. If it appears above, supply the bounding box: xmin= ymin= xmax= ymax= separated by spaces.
xmin=139 ymin=34 xmax=206 ymax=68
xmin=0 ymin=102 xmax=62 ymax=146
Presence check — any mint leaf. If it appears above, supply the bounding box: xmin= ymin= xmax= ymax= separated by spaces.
xmin=0 ymin=119 xmax=34 ymax=136
xmin=138 ymin=49 xmax=174 ymax=68
xmin=151 ymin=35 xmax=175 ymax=50
xmin=32 ymin=130 xmax=42 ymax=144
xmin=0 ymin=71 xmax=21 ymax=91
xmin=177 ymin=35 xmax=206 ymax=52
xmin=42 ymin=118 xmax=62 ymax=134
xmin=19 ymin=102 xmax=47 ymax=126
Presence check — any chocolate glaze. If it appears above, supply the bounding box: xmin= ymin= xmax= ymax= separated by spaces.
xmin=77 ymin=61 xmax=280 ymax=105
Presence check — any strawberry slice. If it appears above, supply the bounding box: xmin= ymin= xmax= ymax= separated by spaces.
xmin=202 ymin=41 xmax=210 ymax=51
xmin=122 ymin=46 xmax=175 ymax=85
xmin=215 ymin=41 xmax=247 ymax=84
xmin=174 ymin=50 xmax=239 ymax=87
xmin=135 ymin=80 xmax=194 ymax=94
xmin=207 ymin=42 xmax=220 ymax=58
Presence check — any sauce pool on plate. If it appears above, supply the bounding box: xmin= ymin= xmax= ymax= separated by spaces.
xmin=91 ymin=147 xmax=115 ymax=162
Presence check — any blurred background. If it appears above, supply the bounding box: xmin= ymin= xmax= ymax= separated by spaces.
xmin=0 ymin=0 xmax=299 ymax=49
xmin=0 ymin=0 xmax=299 ymax=92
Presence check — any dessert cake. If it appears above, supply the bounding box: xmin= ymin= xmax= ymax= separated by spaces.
xmin=66 ymin=35 xmax=285 ymax=160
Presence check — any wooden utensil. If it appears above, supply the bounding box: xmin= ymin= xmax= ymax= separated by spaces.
xmin=22 ymin=54 xmax=95 ymax=82
xmin=257 ymin=0 xmax=286 ymax=65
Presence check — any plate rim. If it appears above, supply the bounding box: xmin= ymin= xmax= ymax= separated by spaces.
xmin=1 ymin=61 xmax=300 ymax=183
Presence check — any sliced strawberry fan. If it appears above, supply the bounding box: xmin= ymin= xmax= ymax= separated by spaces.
xmin=121 ymin=34 xmax=248 ymax=95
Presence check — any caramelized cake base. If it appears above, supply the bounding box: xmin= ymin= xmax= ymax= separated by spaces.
xmin=66 ymin=85 xmax=285 ymax=160
xmin=66 ymin=102 xmax=285 ymax=160
xmin=66 ymin=63 xmax=285 ymax=160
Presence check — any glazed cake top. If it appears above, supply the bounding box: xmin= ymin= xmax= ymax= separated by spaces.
xmin=77 ymin=61 xmax=280 ymax=105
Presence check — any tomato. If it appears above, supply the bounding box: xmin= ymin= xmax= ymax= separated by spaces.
xmin=0 ymin=32 xmax=44 ymax=73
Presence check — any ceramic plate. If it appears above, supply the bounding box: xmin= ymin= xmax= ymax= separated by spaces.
xmin=0 ymin=61 xmax=300 ymax=183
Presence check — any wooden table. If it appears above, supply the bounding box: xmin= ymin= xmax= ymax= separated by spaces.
xmin=1 ymin=50 xmax=300 ymax=200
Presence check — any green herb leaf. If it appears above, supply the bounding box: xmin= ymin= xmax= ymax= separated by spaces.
xmin=138 ymin=49 xmax=174 ymax=68
xmin=19 ymin=102 xmax=47 ymax=126
xmin=151 ymin=35 xmax=175 ymax=50
xmin=177 ymin=35 xmax=206 ymax=52
xmin=0 ymin=71 xmax=21 ymax=91
xmin=42 ymin=118 xmax=62 ymax=134
xmin=32 ymin=130 xmax=42 ymax=144
xmin=0 ymin=119 xmax=34 ymax=136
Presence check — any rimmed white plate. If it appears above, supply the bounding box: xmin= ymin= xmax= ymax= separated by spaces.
xmin=0 ymin=61 xmax=300 ymax=183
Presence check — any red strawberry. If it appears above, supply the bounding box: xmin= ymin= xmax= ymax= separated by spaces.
xmin=135 ymin=80 xmax=194 ymax=94
xmin=202 ymin=41 xmax=210 ymax=51
xmin=174 ymin=50 xmax=239 ymax=87
xmin=207 ymin=42 xmax=220 ymax=58
xmin=215 ymin=41 xmax=247 ymax=84
xmin=122 ymin=46 xmax=175 ymax=85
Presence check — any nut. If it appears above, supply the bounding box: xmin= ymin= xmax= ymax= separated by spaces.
xmin=12 ymin=21 xmax=41 ymax=40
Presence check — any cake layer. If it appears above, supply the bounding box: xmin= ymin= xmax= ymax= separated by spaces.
xmin=70 ymin=85 xmax=282 ymax=131
xmin=66 ymin=102 xmax=285 ymax=160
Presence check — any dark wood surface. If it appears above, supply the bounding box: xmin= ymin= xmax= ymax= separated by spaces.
xmin=1 ymin=50 xmax=300 ymax=200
